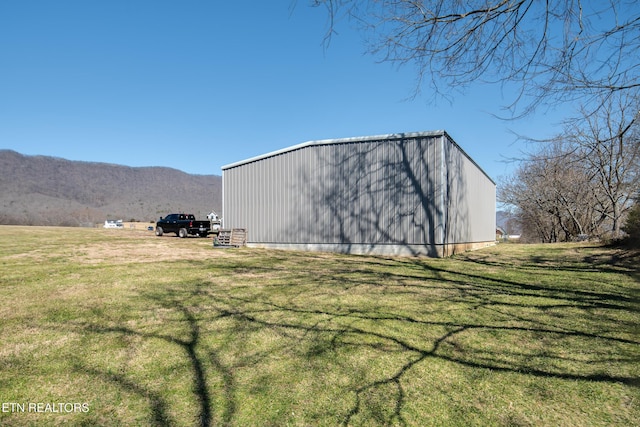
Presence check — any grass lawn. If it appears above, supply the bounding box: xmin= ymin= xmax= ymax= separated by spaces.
xmin=0 ymin=225 xmax=638 ymax=426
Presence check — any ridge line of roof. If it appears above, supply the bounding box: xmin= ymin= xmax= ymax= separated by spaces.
xmin=221 ymin=130 xmax=447 ymax=170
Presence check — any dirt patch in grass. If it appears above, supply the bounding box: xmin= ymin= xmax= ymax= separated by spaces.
xmin=75 ymin=240 xmax=205 ymax=264
xmin=0 ymin=226 xmax=241 ymax=265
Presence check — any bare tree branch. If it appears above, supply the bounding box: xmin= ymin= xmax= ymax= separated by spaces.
xmin=310 ymin=0 xmax=640 ymax=119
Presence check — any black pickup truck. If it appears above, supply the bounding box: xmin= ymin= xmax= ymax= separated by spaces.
xmin=155 ymin=214 xmax=211 ymax=238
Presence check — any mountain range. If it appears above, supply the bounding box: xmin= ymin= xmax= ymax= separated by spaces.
xmin=0 ymin=150 xmax=221 ymax=226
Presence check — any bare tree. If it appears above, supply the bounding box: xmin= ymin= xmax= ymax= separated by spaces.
xmin=499 ymin=141 xmax=600 ymax=242
xmin=309 ymin=0 xmax=640 ymax=121
xmin=500 ymin=95 xmax=639 ymax=241
xmin=565 ymin=94 xmax=640 ymax=238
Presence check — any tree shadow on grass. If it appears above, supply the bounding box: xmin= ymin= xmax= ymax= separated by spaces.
xmin=70 ymin=290 xmax=237 ymax=427
xmin=66 ymin=251 xmax=639 ymax=426
xmin=219 ymin=294 xmax=639 ymax=426
xmin=460 ymin=245 xmax=640 ymax=284
xmin=72 ymin=364 xmax=174 ymax=426
xmin=216 ymin=253 xmax=638 ymax=425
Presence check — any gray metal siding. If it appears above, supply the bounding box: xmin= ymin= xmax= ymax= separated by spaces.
xmin=222 ymin=131 xmax=495 ymax=255
xmin=441 ymin=135 xmax=496 ymax=244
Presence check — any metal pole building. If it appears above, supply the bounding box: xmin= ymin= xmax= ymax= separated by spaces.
xmin=221 ymin=131 xmax=496 ymax=256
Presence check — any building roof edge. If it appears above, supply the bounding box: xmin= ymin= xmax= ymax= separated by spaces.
xmin=221 ymin=131 xmax=447 ymax=170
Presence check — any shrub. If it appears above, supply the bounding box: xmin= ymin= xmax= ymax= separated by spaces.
xmin=622 ymin=202 xmax=640 ymax=247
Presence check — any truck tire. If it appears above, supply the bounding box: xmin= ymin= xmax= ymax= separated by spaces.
xmin=199 ymin=232 xmax=208 ymax=238
xmin=155 ymin=226 xmax=164 ymax=236
xmin=178 ymin=228 xmax=188 ymax=238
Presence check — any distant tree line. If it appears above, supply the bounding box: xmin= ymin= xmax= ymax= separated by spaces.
xmin=499 ymin=96 xmax=640 ymax=243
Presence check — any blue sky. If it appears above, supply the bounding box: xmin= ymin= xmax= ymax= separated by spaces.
xmin=1 ymin=1 xmax=568 ymax=182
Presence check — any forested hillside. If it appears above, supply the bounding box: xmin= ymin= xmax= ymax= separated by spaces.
xmin=0 ymin=150 xmax=221 ymax=226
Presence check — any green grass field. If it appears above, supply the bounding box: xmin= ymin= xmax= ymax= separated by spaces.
xmin=0 ymin=226 xmax=638 ymax=426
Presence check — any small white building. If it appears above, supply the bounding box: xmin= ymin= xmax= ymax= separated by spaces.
xmin=103 ymin=219 xmax=124 ymax=229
